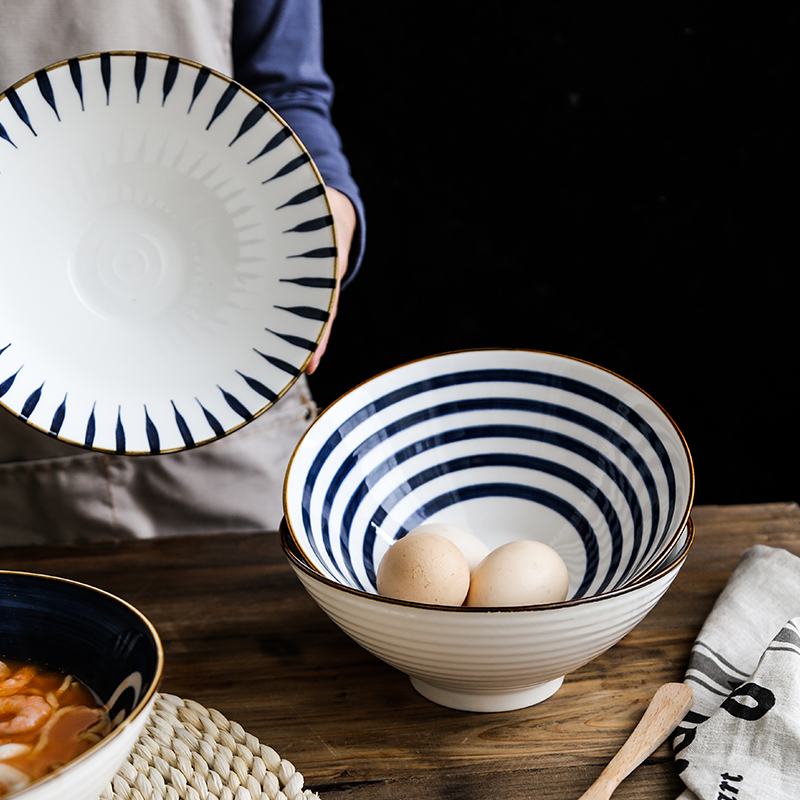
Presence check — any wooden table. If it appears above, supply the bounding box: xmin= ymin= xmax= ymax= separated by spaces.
xmin=2 ymin=502 xmax=799 ymax=798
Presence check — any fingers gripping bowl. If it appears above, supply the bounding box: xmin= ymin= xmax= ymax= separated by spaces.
xmin=282 ymin=349 xmax=694 ymax=712
xmin=0 ymin=572 xmax=163 ymax=799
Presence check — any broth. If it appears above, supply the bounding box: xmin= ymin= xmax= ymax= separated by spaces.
xmin=0 ymin=659 xmax=111 ymax=796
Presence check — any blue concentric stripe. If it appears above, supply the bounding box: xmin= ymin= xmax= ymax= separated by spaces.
xmin=302 ymin=369 xmax=675 ymax=563
xmin=306 ymin=402 xmax=652 ymax=577
xmin=343 ymin=450 xmax=617 ymax=595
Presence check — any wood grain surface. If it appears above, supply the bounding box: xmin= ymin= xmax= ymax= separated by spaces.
xmin=3 ymin=502 xmax=799 ymax=799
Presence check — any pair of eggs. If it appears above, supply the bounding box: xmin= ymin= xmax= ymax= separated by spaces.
xmin=376 ymin=523 xmax=570 ymax=607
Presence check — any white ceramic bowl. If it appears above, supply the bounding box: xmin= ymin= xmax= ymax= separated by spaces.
xmin=0 ymin=52 xmax=337 ymax=454
xmin=282 ymin=516 xmax=692 ymax=712
xmin=0 ymin=571 xmax=163 ymax=800
xmin=282 ymin=349 xmax=694 ymax=711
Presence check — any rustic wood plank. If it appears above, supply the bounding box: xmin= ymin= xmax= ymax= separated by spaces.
xmin=2 ymin=502 xmax=798 ymax=798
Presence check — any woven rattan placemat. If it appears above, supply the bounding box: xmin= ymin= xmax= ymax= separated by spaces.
xmin=100 ymin=693 xmax=320 ymax=800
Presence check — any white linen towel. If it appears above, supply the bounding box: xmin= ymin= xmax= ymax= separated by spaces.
xmin=673 ymin=545 xmax=800 ymax=799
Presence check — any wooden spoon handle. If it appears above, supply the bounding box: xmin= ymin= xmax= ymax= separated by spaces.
xmin=577 ymin=682 xmax=693 ymax=800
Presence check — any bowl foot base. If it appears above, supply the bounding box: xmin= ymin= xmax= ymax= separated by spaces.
xmin=409 ymin=675 xmax=564 ymax=712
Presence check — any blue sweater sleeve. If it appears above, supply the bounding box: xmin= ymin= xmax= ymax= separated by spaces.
xmin=232 ymin=0 xmax=365 ymax=283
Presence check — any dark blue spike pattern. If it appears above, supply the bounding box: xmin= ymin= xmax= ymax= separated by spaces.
xmin=50 ymin=396 xmax=67 ymax=435
xmin=280 ymin=277 xmax=337 ymax=289
xmin=219 ymin=387 xmax=252 ymax=421
xmin=283 ymin=215 xmax=333 ymax=234
xmin=198 ymin=401 xmax=225 ymax=438
xmin=263 ymin=153 xmax=310 ymax=183
xmin=115 ymin=409 xmax=126 ymax=453
xmin=188 ymin=67 xmax=210 ymax=112
xmin=236 ymin=371 xmax=278 ymax=403
xmin=162 ymin=57 xmax=179 ymax=105
xmin=248 ymin=126 xmax=292 ymax=164
xmin=296 ymin=365 xmax=684 ymax=600
xmin=265 ymin=328 xmax=318 ymax=352
xmin=134 ymin=52 xmax=147 ymax=102
xmin=0 ymin=52 xmax=334 ymax=455
xmin=0 ymin=366 xmax=20 ymax=397
xmin=253 ymin=349 xmax=301 ymax=377
xmin=0 ymin=121 xmax=16 ymax=148
xmin=144 ymin=406 xmax=160 ymax=453
xmin=35 ymin=71 xmax=60 ymax=120
xmin=6 ymin=89 xmax=36 ymax=135
xmin=84 ymin=406 xmax=96 ymax=448
xmin=68 ymin=58 xmax=84 ymax=109
xmin=207 ymin=82 xmax=239 ymax=130
xmin=278 ymin=184 xmax=325 ymax=208
xmin=288 ymin=247 xmax=337 ymax=260
xmin=21 ymin=383 xmax=43 ymax=418
xmin=100 ymin=53 xmax=111 ymax=104
xmin=230 ymin=104 xmax=268 ymax=146
xmin=172 ymin=401 xmax=195 ymax=448
xmin=275 ymin=305 xmax=329 ymax=322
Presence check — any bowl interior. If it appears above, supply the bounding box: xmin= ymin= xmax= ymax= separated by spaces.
xmin=284 ymin=350 xmax=693 ymax=601
xmin=0 ymin=571 xmax=163 ymax=724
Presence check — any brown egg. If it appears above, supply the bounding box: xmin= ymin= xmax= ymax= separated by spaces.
xmin=377 ymin=532 xmax=471 ymax=606
xmin=465 ymin=540 xmax=570 ymax=607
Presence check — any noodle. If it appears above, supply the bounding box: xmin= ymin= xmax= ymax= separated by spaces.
xmin=0 ymin=660 xmax=111 ymax=797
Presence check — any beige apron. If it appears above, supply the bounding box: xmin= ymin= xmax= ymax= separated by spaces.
xmin=0 ymin=0 xmax=317 ymax=544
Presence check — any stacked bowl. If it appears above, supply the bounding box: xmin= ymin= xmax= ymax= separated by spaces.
xmin=282 ymin=349 xmax=694 ymax=712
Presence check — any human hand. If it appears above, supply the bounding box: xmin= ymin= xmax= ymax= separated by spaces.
xmin=306 ymin=186 xmax=357 ymax=374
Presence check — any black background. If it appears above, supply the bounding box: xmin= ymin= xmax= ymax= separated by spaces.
xmin=307 ymin=3 xmax=796 ymax=507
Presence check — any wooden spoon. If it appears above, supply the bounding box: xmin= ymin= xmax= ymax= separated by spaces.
xmin=578 ymin=682 xmax=693 ymax=799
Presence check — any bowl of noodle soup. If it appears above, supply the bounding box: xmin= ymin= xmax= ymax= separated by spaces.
xmin=0 ymin=571 xmax=163 ymax=800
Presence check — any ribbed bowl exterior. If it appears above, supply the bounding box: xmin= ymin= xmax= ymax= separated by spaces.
xmin=285 ymin=521 xmax=691 ymax=699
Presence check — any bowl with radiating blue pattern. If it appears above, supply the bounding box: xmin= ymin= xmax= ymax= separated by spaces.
xmin=282 ymin=349 xmax=694 ymax=711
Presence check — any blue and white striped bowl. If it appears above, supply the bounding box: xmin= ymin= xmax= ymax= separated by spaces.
xmin=282 ymin=349 xmax=694 ymax=711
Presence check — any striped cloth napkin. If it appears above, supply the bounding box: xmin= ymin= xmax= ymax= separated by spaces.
xmin=673 ymin=545 xmax=800 ymax=799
